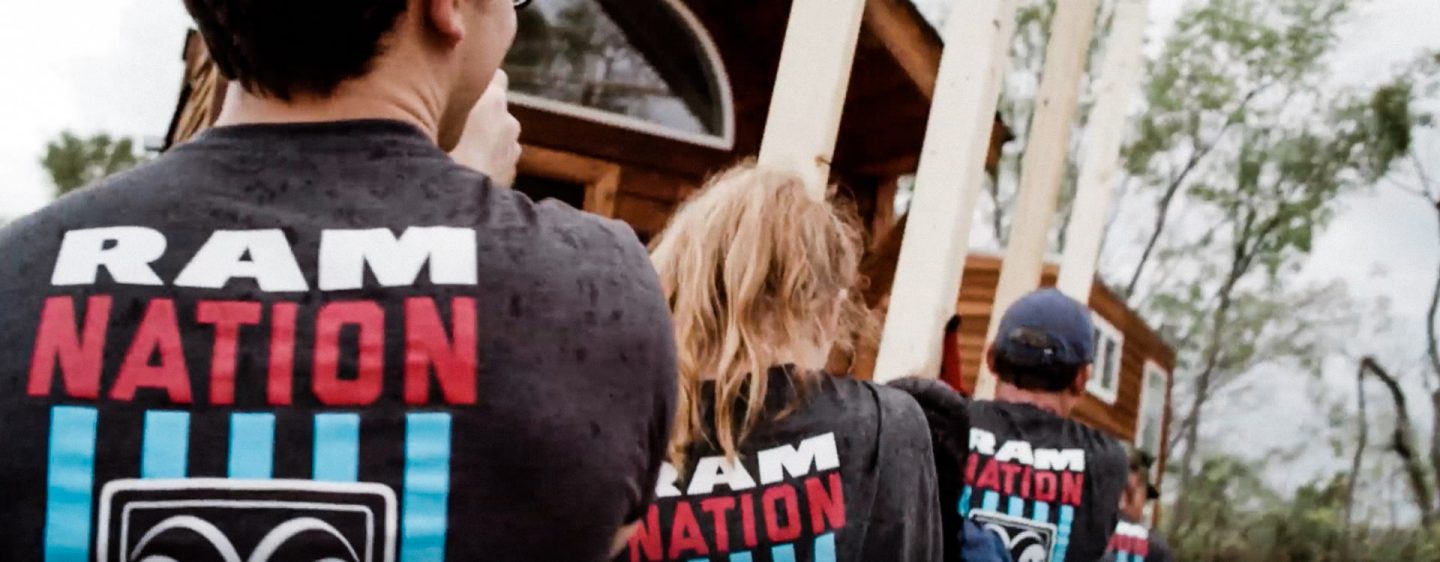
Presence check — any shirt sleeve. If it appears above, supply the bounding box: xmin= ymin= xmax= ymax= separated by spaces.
xmin=862 ymin=386 xmax=944 ymax=562
xmin=886 ymin=376 xmax=971 ymax=561
xmin=1149 ymin=533 xmax=1176 ymax=562
xmin=1083 ymin=440 xmax=1130 ymax=560
xmin=608 ymin=219 xmax=679 ymax=524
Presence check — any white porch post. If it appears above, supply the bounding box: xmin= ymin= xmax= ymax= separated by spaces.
xmin=975 ymin=0 xmax=1103 ymax=399
xmin=757 ymin=0 xmax=868 ymax=197
xmin=1057 ymin=0 xmax=1151 ymax=303
xmin=872 ymin=0 xmax=1020 ymax=384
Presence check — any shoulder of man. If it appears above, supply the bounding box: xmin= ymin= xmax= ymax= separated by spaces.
xmin=884 ymin=377 xmax=969 ymax=462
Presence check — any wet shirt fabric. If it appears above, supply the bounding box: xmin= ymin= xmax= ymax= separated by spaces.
xmin=890 ymin=378 xmax=1127 ymax=562
xmin=622 ymin=367 xmax=942 ymax=562
xmin=0 ymin=120 xmax=677 ymax=562
xmin=1103 ymin=521 xmax=1174 ymax=562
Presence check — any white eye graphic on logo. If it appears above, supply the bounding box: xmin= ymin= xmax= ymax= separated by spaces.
xmin=130 ymin=515 xmax=361 ymax=562
xmin=131 ymin=515 xmax=243 ymax=562
xmin=98 ymin=479 xmax=396 ymax=562
xmin=972 ymin=509 xmax=1059 ymax=562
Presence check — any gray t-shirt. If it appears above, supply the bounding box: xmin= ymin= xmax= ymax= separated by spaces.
xmin=0 ymin=120 xmax=677 ymax=562
xmin=621 ymin=367 xmax=942 ymax=562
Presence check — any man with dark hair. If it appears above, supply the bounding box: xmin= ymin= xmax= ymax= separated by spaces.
xmin=1104 ymin=450 xmax=1175 ymax=562
xmin=0 ymin=1 xmax=675 ymax=560
xmin=894 ymin=289 xmax=1128 ymax=562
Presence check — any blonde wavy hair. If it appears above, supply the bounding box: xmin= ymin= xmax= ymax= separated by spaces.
xmin=650 ymin=162 xmax=871 ymax=464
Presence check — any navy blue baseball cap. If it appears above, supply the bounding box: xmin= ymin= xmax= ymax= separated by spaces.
xmin=992 ymin=289 xmax=1095 ymax=368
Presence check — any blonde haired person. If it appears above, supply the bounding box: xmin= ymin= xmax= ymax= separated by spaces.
xmin=620 ymin=163 xmax=942 ymax=562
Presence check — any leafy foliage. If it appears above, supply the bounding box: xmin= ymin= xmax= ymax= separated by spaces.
xmin=40 ymin=131 xmax=145 ymax=197
xmin=1172 ymin=455 xmax=1440 ymax=562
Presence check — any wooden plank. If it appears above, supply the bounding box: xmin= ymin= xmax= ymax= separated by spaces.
xmin=870 ymin=177 xmax=901 ymax=237
xmin=975 ymin=0 xmax=1102 ymax=399
xmin=585 ymin=166 xmax=623 ymax=218
xmin=862 ymin=0 xmax=943 ymax=99
xmin=1058 ymin=0 xmax=1151 ymax=301
xmin=872 ymin=0 xmax=1020 ymax=384
xmin=757 ymin=0 xmax=868 ymax=194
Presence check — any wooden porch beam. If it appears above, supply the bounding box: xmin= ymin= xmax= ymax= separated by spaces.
xmin=862 ymin=0 xmax=942 ymax=99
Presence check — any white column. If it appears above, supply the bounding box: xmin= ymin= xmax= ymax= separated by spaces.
xmin=1058 ymin=0 xmax=1151 ymax=303
xmin=872 ymin=0 xmax=1021 ymax=384
xmin=757 ymin=0 xmax=867 ymax=197
xmin=976 ymin=0 xmax=1103 ymax=399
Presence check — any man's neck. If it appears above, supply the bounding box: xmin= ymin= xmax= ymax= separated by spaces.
xmin=993 ymin=383 xmax=1070 ymax=417
xmin=214 ymin=77 xmax=443 ymax=144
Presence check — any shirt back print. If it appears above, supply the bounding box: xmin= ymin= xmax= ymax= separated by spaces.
xmin=623 ymin=368 xmax=941 ymax=562
xmin=0 ymin=120 xmax=677 ymax=562
xmin=959 ymin=402 xmax=1128 ymax=562
xmin=1105 ymin=521 xmax=1174 ymax=562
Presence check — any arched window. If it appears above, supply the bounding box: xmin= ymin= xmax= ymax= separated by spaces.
xmin=503 ymin=0 xmax=735 ymax=149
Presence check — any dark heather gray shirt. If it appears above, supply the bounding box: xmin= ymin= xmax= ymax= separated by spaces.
xmin=0 ymin=120 xmax=677 ymax=562
xmin=891 ymin=378 xmax=1127 ymax=562
xmin=1103 ymin=519 xmax=1174 ymax=562
xmin=620 ymin=367 xmax=942 ymax=562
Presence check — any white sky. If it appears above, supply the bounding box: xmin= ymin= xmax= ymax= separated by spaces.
xmin=1 ymin=0 xmax=1438 ymax=500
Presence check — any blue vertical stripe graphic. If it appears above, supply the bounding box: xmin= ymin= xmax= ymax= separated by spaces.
xmin=981 ymin=490 xmax=1000 ymax=513
xmin=44 ymin=406 xmax=98 ymax=562
xmin=814 ymin=533 xmax=837 ymax=562
xmin=141 ymin=411 xmax=190 ymax=479
xmin=1006 ymin=496 xmax=1025 ymax=518
xmin=402 ymin=413 xmax=452 ymax=562
xmin=770 ymin=544 xmax=796 ymax=562
xmin=1032 ymin=501 xmax=1051 ymax=524
xmin=228 ymin=413 xmax=275 ymax=479
xmin=1053 ymin=505 xmax=1076 ymax=562
xmin=729 ymin=552 xmax=754 ymax=562
xmin=313 ymin=414 xmax=360 ymax=482
xmin=958 ymin=485 xmax=973 ymax=517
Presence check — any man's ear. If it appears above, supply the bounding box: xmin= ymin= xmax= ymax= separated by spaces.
xmin=985 ymin=345 xmax=997 ymax=374
xmin=1070 ymin=364 xmax=1091 ymax=396
xmin=426 ymin=0 xmax=467 ymax=45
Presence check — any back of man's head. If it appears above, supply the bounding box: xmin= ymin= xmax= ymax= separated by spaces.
xmin=988 ymin=289 xmax=1095 ymax=395
xmin=183 ymin=0 xmax=517 ymax=148
xmin=184 ymin=0 xmax=408 ymax=100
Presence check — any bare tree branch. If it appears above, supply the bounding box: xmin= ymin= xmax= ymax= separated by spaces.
xmin=1343 ymin=359 xmax=1369 ymax=554
xmin=1359 ymin=357 xmax=1436 ymax=527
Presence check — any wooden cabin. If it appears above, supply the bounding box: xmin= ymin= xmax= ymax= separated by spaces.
xmin=164 ymin=0 xmax=1174 ymax=488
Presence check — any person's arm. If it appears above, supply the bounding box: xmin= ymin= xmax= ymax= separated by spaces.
xmin=1087 ymin=443 xmax=1130 ymax=559
xmin=450 ymin=70 xmax=522 ymax=185
xmin=610 ymin=522 xmax=639 ymax=559
xmin=888 ymin=376 xmax=972 ymax=560
xmin=862 ymin=387 xmax=944 ymax=562
xmin=609 ymin=220 xmax=678 ymax=560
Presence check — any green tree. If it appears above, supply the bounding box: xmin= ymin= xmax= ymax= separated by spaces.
xmin=1365 ymin=49 xmax=1440 ymax=519
xmin=40 ymin=131 xmax=145 ymax=197
xmin=1119 ymin=0 xmax=1358 ymax=299
xmin=1093 ymin=0 xmax=1412 ymax=533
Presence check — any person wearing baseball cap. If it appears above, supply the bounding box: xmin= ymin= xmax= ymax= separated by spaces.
xmin=1104 ymin=449 xmax=1175 ymax=562
xmin=892 ymin=289 xmax=1129 ymax=562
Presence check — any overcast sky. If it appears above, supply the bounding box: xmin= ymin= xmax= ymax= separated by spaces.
xmin=2 ymin=0 xmax=1439 ymax=501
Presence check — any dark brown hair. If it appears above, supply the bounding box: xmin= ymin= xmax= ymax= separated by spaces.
xmin=183 ymin=0 xmax=409 ymax=100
